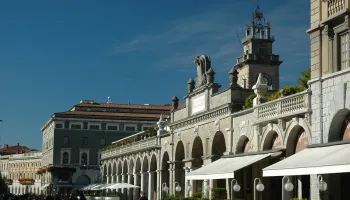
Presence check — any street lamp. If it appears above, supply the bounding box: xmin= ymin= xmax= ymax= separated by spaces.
xmin=162 ymin=182 xmax=169 ymax=198
xmin=318 ymin=175 xmax=327 ymax=192
xmin=253 ymin=178 xmax=265 ymax=200
xmin=175 ymin=182 xmax=182 ymax=192
xmin=282 ymin=176 xmax=294 ymax=200
xmin=230 ymin=179 xmax=241 ymax=200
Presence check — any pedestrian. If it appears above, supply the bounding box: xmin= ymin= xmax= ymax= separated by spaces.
xmin=138 ymin=192 xmax=148 ymax=200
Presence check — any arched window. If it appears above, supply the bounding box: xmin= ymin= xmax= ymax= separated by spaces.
xmin=62 ymin=152 xmax=69 ymax=164
xmin=81 ymin=153 xmax=88 ymax=166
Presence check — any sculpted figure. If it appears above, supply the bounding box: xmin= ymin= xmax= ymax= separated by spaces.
xmin=194 ymin=55 xmax=212 ymax=87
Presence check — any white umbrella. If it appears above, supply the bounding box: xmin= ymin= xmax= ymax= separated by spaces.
xmin=90 ymin=183 xmax=107 ymax=190
xmin=108 ymin=183 xmax=139 ymax=189
xmin=83 ymin=184 xmax=97 ymax=191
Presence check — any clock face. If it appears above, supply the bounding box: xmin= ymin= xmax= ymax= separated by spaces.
xmin=256 ymin=73 xmax=272 ymax=86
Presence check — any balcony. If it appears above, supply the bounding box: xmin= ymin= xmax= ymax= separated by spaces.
xmin=237 ymin=53 xmax=280 ymax=65
xmin=328 ymin=0 xmax=346 ymax=17
xmin=254 ymin=90 xmax=311 ymax=124
xmin=101 ymin=137 xmax=159 ymax=160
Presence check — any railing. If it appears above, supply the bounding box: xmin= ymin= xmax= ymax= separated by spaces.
xmin=237 ymin=54 xmax=280 ymax=64
xmin=101 ymin=137 xmax=158 ymax=160
xmin=254 ymin=90 xmax=310 ymax=123
xmin=241 ymin=35 xmax=275 ymax=43
xmin=328 ymin=0 xmax=346 ymax=17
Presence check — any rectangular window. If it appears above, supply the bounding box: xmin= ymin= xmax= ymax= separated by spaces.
xmin=100 ymin=138 xmax=106 ymax=146
xmin=81 ymin=137 xmax=88 ymax=145
xmin=63 ymin=136 xmax=69 ymax=145
xmin=71 ymin=124 xmax=82 ymax=129
xmin=341 ymin=32 xmax=350 ymax=70
xmin=107 ymin=126 xmax=118 ymax=131
xmin=55 ymin=124 xmax=63 ymax=129
xmin=89 ymin=125 xmax=100 ymax=130
xmin=125 ymin=126 xmax=136 ymax=132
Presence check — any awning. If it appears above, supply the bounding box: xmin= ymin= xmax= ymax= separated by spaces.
xmin=263 ymin=143 xmax=350 ymax=177
xmin=186 ymin=152 xmax=273 ymax=180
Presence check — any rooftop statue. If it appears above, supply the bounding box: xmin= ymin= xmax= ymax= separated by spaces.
xmin=194 ymin=54 xmax=212 ymax=87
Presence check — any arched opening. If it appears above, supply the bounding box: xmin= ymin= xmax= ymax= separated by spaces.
xmin=134 ymin=157 xmax=142 ymax=199
xmin=149 ymin=155 xmax=158 ymax=200
xmin=107 ymin=163 xmax=112 ymax=184
xmin=112 ymin=161 xmax=117 ymax=183
xmin=328 ymin=108 xmax=350 ymax=142
xmin=211 ymin=131 xmax=226 ymax=162
xmin=141 ymin=156 xmax=149 ymax=197
xmin=236 ymin=135 xmax=252 ymax=154
xmin=175 ymin=141 xmax=185 ymax=196
xmin=285 ymin=125 xmax=310 ymax=199
xmin=262 ymin=131 xmax=281 ymax=151
xmin=76 ymin=175 xmax=91 ymax=186
xmin=211 ymin=132 xmax=227 ymax=188
xmin=161 ymin=152 xmax=170 ymax=198
xmin=128 ymin=159 xmax=135 ymax=200
xmin=191 ymin=137 xmax=204 ymax=194
xmin=117 ymin=161 xmax=122 ymax=182
xmin=102 ymin=163 xmax=107 ymax=183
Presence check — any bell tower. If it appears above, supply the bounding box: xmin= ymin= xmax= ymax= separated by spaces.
xmin=235 ymin=3 xmax=282 ymax=90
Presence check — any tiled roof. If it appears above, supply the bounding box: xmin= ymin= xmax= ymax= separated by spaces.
xmin=0 ymin=145 xmax=32 ymax=154
xmin=56 ymin=111 xmax=169 ymax=119
xmin=74 ymin=103 xmax=173 ymax=110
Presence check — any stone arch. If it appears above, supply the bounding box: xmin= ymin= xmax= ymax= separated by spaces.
xmin=141 ymin=155 xmax=149 ymax=173
xmin=211 ymin=131 xmax=226 ymax=161
xmin=122 ymin=159 xmax=128 ymax=174
xmin=236 ymin=135 xmax=252 ymax=153
xmin=150 ymin=154 xmax=157 ymax=172
xmin=76 ymin=175 xmax=91 ymax=185
xmin=102 ymin=162 xmax=107 ymax=183
xmin=107 ymin=162 xmax=112 ymax=183
xmin=112 ymin=160 xmax=117 ymax=180
xmin=260 ymin=123 xmax=284 ymax=151
xmin=327 ymin=108 xmax=350 ymax=142
xmin=161 ymin=151 xmax=170 ymax=187
xmin=284 ymin=118 xmax=311 ymax=157
xmin=192 ymin=136 xmax=204 ymax=168
xmin=134 ymin=156 xmax=142 ymax=174
xmin=117 ymin=160 xmax=122 ymax=175
xmin=129 ymin=158 xmax=135 ymax=174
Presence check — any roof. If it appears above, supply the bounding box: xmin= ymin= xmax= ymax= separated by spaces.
xmin=55 ymin=111 xmax=169 ymax=119
xmin=72 ymin=103 xmax=173 ymax=111
xmin=0 ymin=145 xmax=33 ymax=155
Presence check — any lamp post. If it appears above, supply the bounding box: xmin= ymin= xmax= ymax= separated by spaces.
xmin=187 ymin=183 xmax=192 ymax=197
xmin=282 ymin=176 xmax=294 ymax=200
xmin=230 ymin=179 xmax=241 ymax=200
xmin=253 ymin=178 xmax=265 ymax=200
xmin=317 ymin=175 xmax=328 ymax=192
xmin=162 ymin=182 xmax=169 ymax=198
xmin=174 ymin=182 xmax=182 ymax=197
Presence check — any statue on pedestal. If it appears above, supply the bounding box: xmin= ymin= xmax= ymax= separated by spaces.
xmin=194 ymin=55 xmax=212 ymax=87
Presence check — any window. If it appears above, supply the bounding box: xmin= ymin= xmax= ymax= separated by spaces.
xmin=81 ymin=153 xmax=88 ymax=166
xmin=55 ymin=124 xmax=63 ymax=129
xmin=63 ymin=136 xmax=69 ymax=145
xmin=62 ymin=152 xmax=69 ymax=164
xmin=71 ymin=124 xmax=82 ymax=129
xmin=81 ymin=137 xmax=88 ymax=145
xmin=100 ymin=137 xmax=106 ymax=146
xmin=89 ymin=124 xmax=100 ymax=130
xmin=107 ymin=125 xmax=118 ymax=131
xmin=125 ymin=125 xmax=137 ymax=132
xmin=341 ymin=32 xmax=350 ymax=70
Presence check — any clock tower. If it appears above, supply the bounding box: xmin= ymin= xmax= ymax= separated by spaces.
xmin=235 ymin=4 xmax=282 ymax=90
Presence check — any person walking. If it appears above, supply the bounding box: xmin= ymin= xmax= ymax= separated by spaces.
xmin=138 ymin=192 xmax=148 ymax=200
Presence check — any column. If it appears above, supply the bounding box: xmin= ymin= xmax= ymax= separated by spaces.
xmin=209 ymin=179 xmax=216 ymax=199
xmin=140 ymin=172 xmax=146 ymax=194
xmin=127 ymin=174 xmax=133 ymax=200
xmin=225 ymin=128 xmax=234 ymax=155
xmin=203 ymin=179 xmax=209 ymax=199
xmin=107 ymin=175 xmax=110 ymax=184
xmin=168 ymin=166 xmax=174 ymax=195
xmin=133 ymin=173 xmax=140 ymax=200
xmin=148 ymin=171 xmax=154 ymax=200
xmin=226 ymin=178 xmax=230 ymax=200
xmin=156 ymin=170 xmax=161 ymax=200
xmin=122 ymin=174 xmax=126 ymax=195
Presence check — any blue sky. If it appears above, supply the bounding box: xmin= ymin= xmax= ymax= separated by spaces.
xmin=0 ymin=0 xmax=310 ymax=149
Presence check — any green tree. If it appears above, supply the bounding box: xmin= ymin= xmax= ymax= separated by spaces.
xmin=297 ymin=68 xmax=311 ymax=90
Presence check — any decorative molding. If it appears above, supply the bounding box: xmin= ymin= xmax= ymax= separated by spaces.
xmin=194 ymin=126 xmax=199 ymax=136
xmin=215 ymin=119 xmax=220 ymax=131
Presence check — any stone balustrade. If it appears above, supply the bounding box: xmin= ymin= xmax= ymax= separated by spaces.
xmin=101 ymin=137 xmax=159 ymax=160
xmin=254 ymin=90 xmax=311 ymax=124
xmin=328 ymin=0 xmax=346 ymax=17
xmin=237 ymin=53 xmax=280 ymax=64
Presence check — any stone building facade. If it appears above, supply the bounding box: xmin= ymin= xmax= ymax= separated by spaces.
xmin=100 ymin=6 xmax=312 ymax=200
xmin=0 ymin=151 xmax=42 ymax=195
xmin=40 ymin=100 xmax=172 ymax=194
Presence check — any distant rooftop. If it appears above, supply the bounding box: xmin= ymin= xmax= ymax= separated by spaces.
xmin=0 ymin=143 xmax=35 ymax=155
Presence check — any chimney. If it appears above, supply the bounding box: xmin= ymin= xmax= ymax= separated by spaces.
xmin=5 ymin=144 xmax=8 ymax=148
